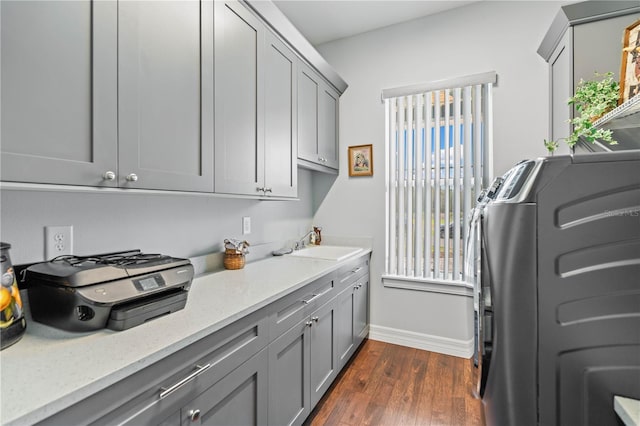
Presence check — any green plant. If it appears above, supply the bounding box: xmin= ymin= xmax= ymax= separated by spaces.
xmin=543 ymin=139 xmax=559 ymax=155
xmin=566 ymin=72 xmax=619 ymax=148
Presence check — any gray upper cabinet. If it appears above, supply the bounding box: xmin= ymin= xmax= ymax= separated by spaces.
xmin=538 ymin=2 xmax=640 ymax=151
xmin=264 ymin=32 xmax=298 ymax=198
xmin=297 ymin=62 xmax=339 ymax=172
xmin=297 ymin=64 xmax=320 ymax=166
xmin=118 ymin=0 xmax=214 ymax=192
xmin=0 ymin=0 xmax=118 ymax=186
xmin=215 ymin=1 xmax=297 ymax=198
xmin=214 ymin=0 xmax=265 ymax=196
xmin=2 ymin=0 xmax=344 ymax=193
xmin=318 ymin=83 xmax=339 ymax=169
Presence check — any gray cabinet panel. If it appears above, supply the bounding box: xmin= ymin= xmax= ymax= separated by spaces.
xmin=268 ymin=320 xmax=310 ymax=426
xmin=0 ymin=0 xmax=118 ymax=186
xmin=118 ymin=0 xmax=214 ymax=192
xmin=297 ymin=62 xmax=339 ymax=171
xmin=336 ymin=286 xmax=356 ymax=369
xmin=318 ymin=84 xmax=339 ymax=169
xmin=264 ymin=32 xmax=298 ymax=197
xmin=214 ymin=0 xmax=265 ymax=195
xmin=181 ymin=348 xmax=268 ymax=426
xmin=353 ymin=278 xmax=369 ymax=347
xmin=309 ymin=299 xmax=337 ymax=408
xmin=550 ymin=31 xmax=571 ymax=143
xmin=297 ymin=65 xmax=319 ymax=164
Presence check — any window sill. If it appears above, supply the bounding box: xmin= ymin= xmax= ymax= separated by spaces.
xmin=382 ymin=274 xmax=473 ymax=297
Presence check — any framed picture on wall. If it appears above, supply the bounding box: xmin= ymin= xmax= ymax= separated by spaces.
xmin=619 ymin=18 xmax=640 ymax=104
xmin=348 ymin=144 xmax=373 ymax=177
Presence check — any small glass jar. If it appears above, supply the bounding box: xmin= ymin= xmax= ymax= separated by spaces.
xmin=1 ymin=242 xmax=27 ymax=350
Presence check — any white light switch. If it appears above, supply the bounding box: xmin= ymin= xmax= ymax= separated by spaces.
xmin=242 ymin=217 xmax=251 ymax=235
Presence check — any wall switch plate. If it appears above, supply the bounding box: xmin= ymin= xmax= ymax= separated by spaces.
xmin=242 ymin=217 xmax=251 ymax=235
xmin=45 ymin=225 xmax=73 ymax=260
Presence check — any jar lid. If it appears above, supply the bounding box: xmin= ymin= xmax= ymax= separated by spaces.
xmin=0 ymin=242 xmax=11 ymax=250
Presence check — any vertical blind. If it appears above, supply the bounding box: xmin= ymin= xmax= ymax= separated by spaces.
xmin=383 ymin=72 xmax=496 ymax=283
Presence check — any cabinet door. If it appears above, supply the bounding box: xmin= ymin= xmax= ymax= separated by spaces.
xmin=297 ymin=63 xmax=319 ymax=164
xmin=309 ymin=299 xmax=338 ymax=408
xmin=336 ymin=286 xmax=355 ymax=369
xmin=318 ymin=82 xmax=339 ymax=169
xmin=268 ymin=320 xmax=310 ymax=426
xmin=549 ymin=30 xmax=571 ymax=146
xmin=181 ymin=348 xmax=268 ymax=426
xmin=264 ymin=32 xmax=297 ymax=198
xmin=214 ymin=0 xmax=265 ymax=195
xmin=0 ymin=0 xmax=117 ymax=186
xmin=353 ymin=278 xmax=369 ymax=349
xmin=118 ymin=0 xmax=214 ymax=192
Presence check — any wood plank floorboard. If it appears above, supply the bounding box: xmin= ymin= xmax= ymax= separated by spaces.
xmin=304 ymin=339 xmax=485 ymax=426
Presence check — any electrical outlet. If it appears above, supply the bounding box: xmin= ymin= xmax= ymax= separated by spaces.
xmin=45 ymin=226 xmax=73 ymax=259
xmin=242 ymin=217 xmax=251 ymax=235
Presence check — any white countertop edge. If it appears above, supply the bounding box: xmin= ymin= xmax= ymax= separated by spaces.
xmin=615 ymin=396 xmax=640 ymax=426
xmin=1 ymin=247 xmax=372 ymax=426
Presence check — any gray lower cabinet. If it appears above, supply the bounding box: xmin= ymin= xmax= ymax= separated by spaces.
xmin=180 ymin=347 xmax=268 ymax=426
xmin=32 ymin=255 xmax=369 ymax=426
xmin=118 ymin=0 xmax=214 ymax=192
xmin=268 ymin=317 xmax=311 ymax=426
xmin=268 ymin=297 xmax=337 ymax=426
xmin=0 ymin=0 xmax=118 ymax=187
xmin=297 ymin=62 xmax=339 ymax=171
xmin=336 ymin=262 xmax=370 ymax=369
xmin=309 ymin=297 xmax=338 ymax=408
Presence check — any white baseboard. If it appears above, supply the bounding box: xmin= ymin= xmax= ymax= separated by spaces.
xmin=369 ymin=324 xmax=474 ymax=358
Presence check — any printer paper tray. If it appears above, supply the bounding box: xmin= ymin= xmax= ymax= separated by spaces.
xmin=107 ymin=288 xmax=189 ymax=331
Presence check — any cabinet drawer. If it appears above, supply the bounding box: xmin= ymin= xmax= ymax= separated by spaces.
xmin=337 ymin=255 xmax=369 ymax=292
xmin=44 ymin=309 xmax=269 ymax=426
xmin=268 ymin=272 xmax=337 ymax=341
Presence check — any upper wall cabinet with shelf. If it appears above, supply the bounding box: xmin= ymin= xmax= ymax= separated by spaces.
xmin=538 ymin=1 xmax=640 ymax=150
xmin=0 ymin=0 xmax=347 ymax=194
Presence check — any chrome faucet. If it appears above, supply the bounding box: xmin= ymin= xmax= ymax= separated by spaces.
xmin=295 ymin=230 xmax=314 ymax=250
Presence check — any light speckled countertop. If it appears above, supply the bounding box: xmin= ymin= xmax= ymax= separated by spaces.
xmin=0 ymin=248 xmax=371 ymax=426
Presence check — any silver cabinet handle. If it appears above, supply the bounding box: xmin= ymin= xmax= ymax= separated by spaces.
xmin=265 ymin=188 xmax=273 ymax=193
xmin=188 ymin=409 xmax=201 ymax=423
xmin=256 ymin=187 xmax=265 ymax=192
xmin=301 ymin=294 xmax=320 ymax=305
xmin=306 ymin=320 xmax=313 ymax=327
xmin=103 ymin=171 xmax=116 ymax=181
xmin=160 ymin=364 xmax=212 ymax=399
xmin=125 ymin=173 xmax=138 ymax=182
xmin=312 ymin=316 xmax=319 ymax=322
xmin=350 ymin=267 xmax=363 ymax=275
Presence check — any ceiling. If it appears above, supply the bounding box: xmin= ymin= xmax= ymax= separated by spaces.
xmin=272 ymin=0 xmax=481 ymax=46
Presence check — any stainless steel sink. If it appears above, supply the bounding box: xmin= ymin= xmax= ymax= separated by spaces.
xmin=289 ymin=245 xmax=363 ymax=261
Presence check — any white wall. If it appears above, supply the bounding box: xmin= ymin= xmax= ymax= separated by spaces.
xmin=313 ymin=1 xmax=565 ymax=356
xmin=0 ymin=170 xmax=315 ymax=265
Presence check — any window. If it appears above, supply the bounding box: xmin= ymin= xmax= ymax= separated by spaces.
xmin=382 ymin=72 xmax=496 ymax=293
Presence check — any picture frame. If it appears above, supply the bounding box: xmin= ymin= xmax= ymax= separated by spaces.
xmin=348 ymin=144 xmax=373 ymax=177
xmin=619 ymin=18 xmax=640 ymax=104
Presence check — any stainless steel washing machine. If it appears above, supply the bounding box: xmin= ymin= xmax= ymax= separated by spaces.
xmin=468 ymin=150 xmax=640 ymax=426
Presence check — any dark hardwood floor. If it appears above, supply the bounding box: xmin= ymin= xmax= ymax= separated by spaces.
xmin=305 ymin=339 xmax=486 ymax=426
